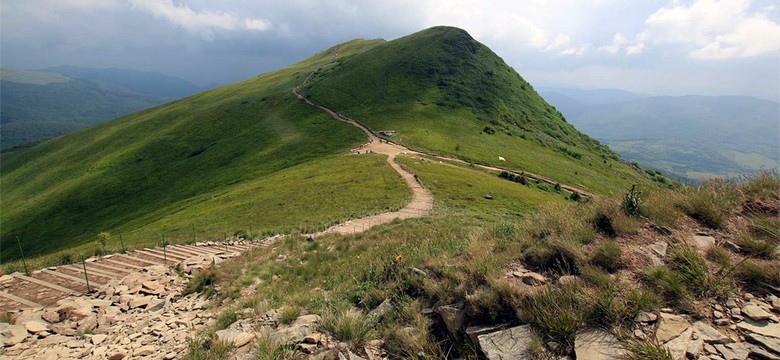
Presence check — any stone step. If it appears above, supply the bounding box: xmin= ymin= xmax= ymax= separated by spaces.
xmin=0 ymin=290 xmax=43 ymax=308
xmin=40 ymin=269 xmax=105 ymax=288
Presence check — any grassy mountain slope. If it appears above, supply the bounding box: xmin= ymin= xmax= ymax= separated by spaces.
xmin=40 ymin=65 xmax=204 ymax=98
xmin=304 ymin=26 xmax=651 ymax=195
xmin=543 ymin=91 xmax=780 ymax=180
xmin=0 ymin=68 xmax=169 ymax=149
xmin=0 ymin=41 xmax=412 ymax=262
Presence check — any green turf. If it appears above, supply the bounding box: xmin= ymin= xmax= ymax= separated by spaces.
xmin=304 ymin=26 xmax=653 ymax=195
xmin=0 ymin=45 xmax=403 ymax=262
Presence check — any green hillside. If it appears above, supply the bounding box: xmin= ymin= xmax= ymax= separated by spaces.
xmin=0 ymin=41 xmax=412 ymax=262
xmin=0 ymin=68 xmax=169 ymax=149
xmin=304 ymin=26 xmax=650 ymax=195
xmin=1 ymin=27 xmax=655 ymax=264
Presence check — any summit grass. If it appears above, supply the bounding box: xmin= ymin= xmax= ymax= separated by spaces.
xmin=305 ymin=26 xmax=652 ymax=195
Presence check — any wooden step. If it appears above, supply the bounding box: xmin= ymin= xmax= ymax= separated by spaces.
xmin=100 ymin=258 xmax=145 ymax=271
xmin=12 ymin=273 xmax=81 ymax=296
xmin=133 ymin=250 xmax=176 ymax=264
xmin=64 ymin=264 xmax=118 ymax=279
xmin=0 ymin=291 xmax=43 ymax=308
xmin=41 ymin=269 xmax=105 ymax=288
xmin=143 ymin=248 xmax=188 ymax=261
xmin=115 ymin=253 xmax=165 ymax=266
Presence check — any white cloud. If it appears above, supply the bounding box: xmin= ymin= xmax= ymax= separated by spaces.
xmin=626 ymin=42 xmax=646 ymax=55
xmin=545 ymin=34 xmax=571 ymax=51
xmin=598 ymin=33 xmax=627 ymax=54
xmin=127 ymin=0 xmax=272 ymax=38
xmin=641 ymin=0 xmax=780 ymax=59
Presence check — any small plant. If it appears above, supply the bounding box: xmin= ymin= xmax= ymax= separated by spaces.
xmin=590 ymin=240 xmax=623 ymax=273
xmin=622 ymin=185 xmax=642 ymax=217
xmin=734 ymin=231 xmax=777 ymax=259
xmin=184 ymin=334 xmax=234 ymax=360
xmin=97 ymin=232 xmax=111 ymax=248
xmin=278 ymin=306 xmax=301 ymax=325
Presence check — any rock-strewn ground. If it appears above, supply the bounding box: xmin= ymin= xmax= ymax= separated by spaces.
xmin=0 ymin=254 xmax=231 ymax=359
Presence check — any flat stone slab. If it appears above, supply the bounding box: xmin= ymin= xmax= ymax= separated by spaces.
xmin=575 ymin=329 xmax=627 ymax=360
xmin=477 ymin=324 xmax=533 ymax=360
xmin=737 ymin=319 xmax=780 ymax=339
xmin=656 ymin=313 xmax=691 ymax=343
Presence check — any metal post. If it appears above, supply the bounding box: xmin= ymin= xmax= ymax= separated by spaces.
xmin=162 ymin=233 xmax=167 ymax=264
xmin=81 ymin=256 xmax=90 ymax=292
xmin=16 ymin=236 xmax=29 ymax=276
xmin=249 ymin=225 xmax=253 ymax=240
xmin=191 ymin=224 xmax=196 ymax=244
xmin=119 ymin=231 xmax=126 ymax=253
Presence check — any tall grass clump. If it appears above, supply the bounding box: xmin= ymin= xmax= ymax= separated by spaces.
xmin=733 ymin=259 xmax=780 ymax=294
xmin=680 ymin=179 xmax=741 ymax=228
xmin=621 ymin=338 xmax=674 ymax=360
xmin=641 ymin=190 xmax=685 ymax=229
xmin=590 ymin=240 xmax=623 ymax=273
xmin=182 ymin=265 xmax=218 ymax=298
xmin=320 ymin=309 xmax=376 ymax=346
xmin=517 ymin=283 xmax=588 ymax=349
xmin=740 ymin=172 xmax=780 ymax=201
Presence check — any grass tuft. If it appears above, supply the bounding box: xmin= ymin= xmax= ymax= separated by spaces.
xmin=320 ymin=309 xmax=376 ymax=346
xmin=590 ymin=240 xmax=623 ymax=273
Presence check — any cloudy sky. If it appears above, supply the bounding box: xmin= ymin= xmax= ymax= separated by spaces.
xmin=2 ymin=0 xmax=779 ymax=99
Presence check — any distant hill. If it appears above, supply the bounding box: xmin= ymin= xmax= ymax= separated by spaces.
xmin=0 ymin=26 xmax=652 ymax=262
xmin=540 ymin=88 xmax=780 ymax=181
xmin=39 ymin=65 xmax=204 ymax=98
xmin=0 ymin=68 xmax=169 ymax=149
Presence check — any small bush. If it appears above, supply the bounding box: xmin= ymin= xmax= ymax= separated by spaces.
xmin=747 ymin=215 xmax=780 ymax=243
xmin=622 ymin=185 xmax=642 ymax=217
xmin=669 ymin=245 xmax=730 ymax=298
xmin=320 ymin=309 xmax=376 ymax=346
xmin=590 ymin=240 xmax=623 ymax=273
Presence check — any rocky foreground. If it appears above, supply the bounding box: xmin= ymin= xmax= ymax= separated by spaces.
xmin=0 ymin=252 xmax=231 ymax=359
xmin=2 ymin=237 xmax=778 ymax=359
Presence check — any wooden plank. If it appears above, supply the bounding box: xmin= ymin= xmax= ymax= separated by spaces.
xmin=12 ymin=273 xmax=81 ymax=296
xmin=182 ymin=246 xmax=219 ymax=254
xmin=143 ymin=248 xmax=188 ymax=260
xmin=41 ymin=269 xmax=105 ymax=287
xmin=168 ymin=246 xmax=208 ymax=257
xmin=134 ymin=250 xmax=175 ymax=263
xmin=0 ymin=291 xmax=43 ymax=308
xmin=86 ymin=261 xmax=134 ymax=274
xmin=64 ymin=264 xmax=118 ymax=279
xmin=154 ymin=247 xmax=196 ymax=259
xmin=100 ymin=258 xmax=145 ymax=271
xmin=116 ymin=253 xmax=164 ymax=266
